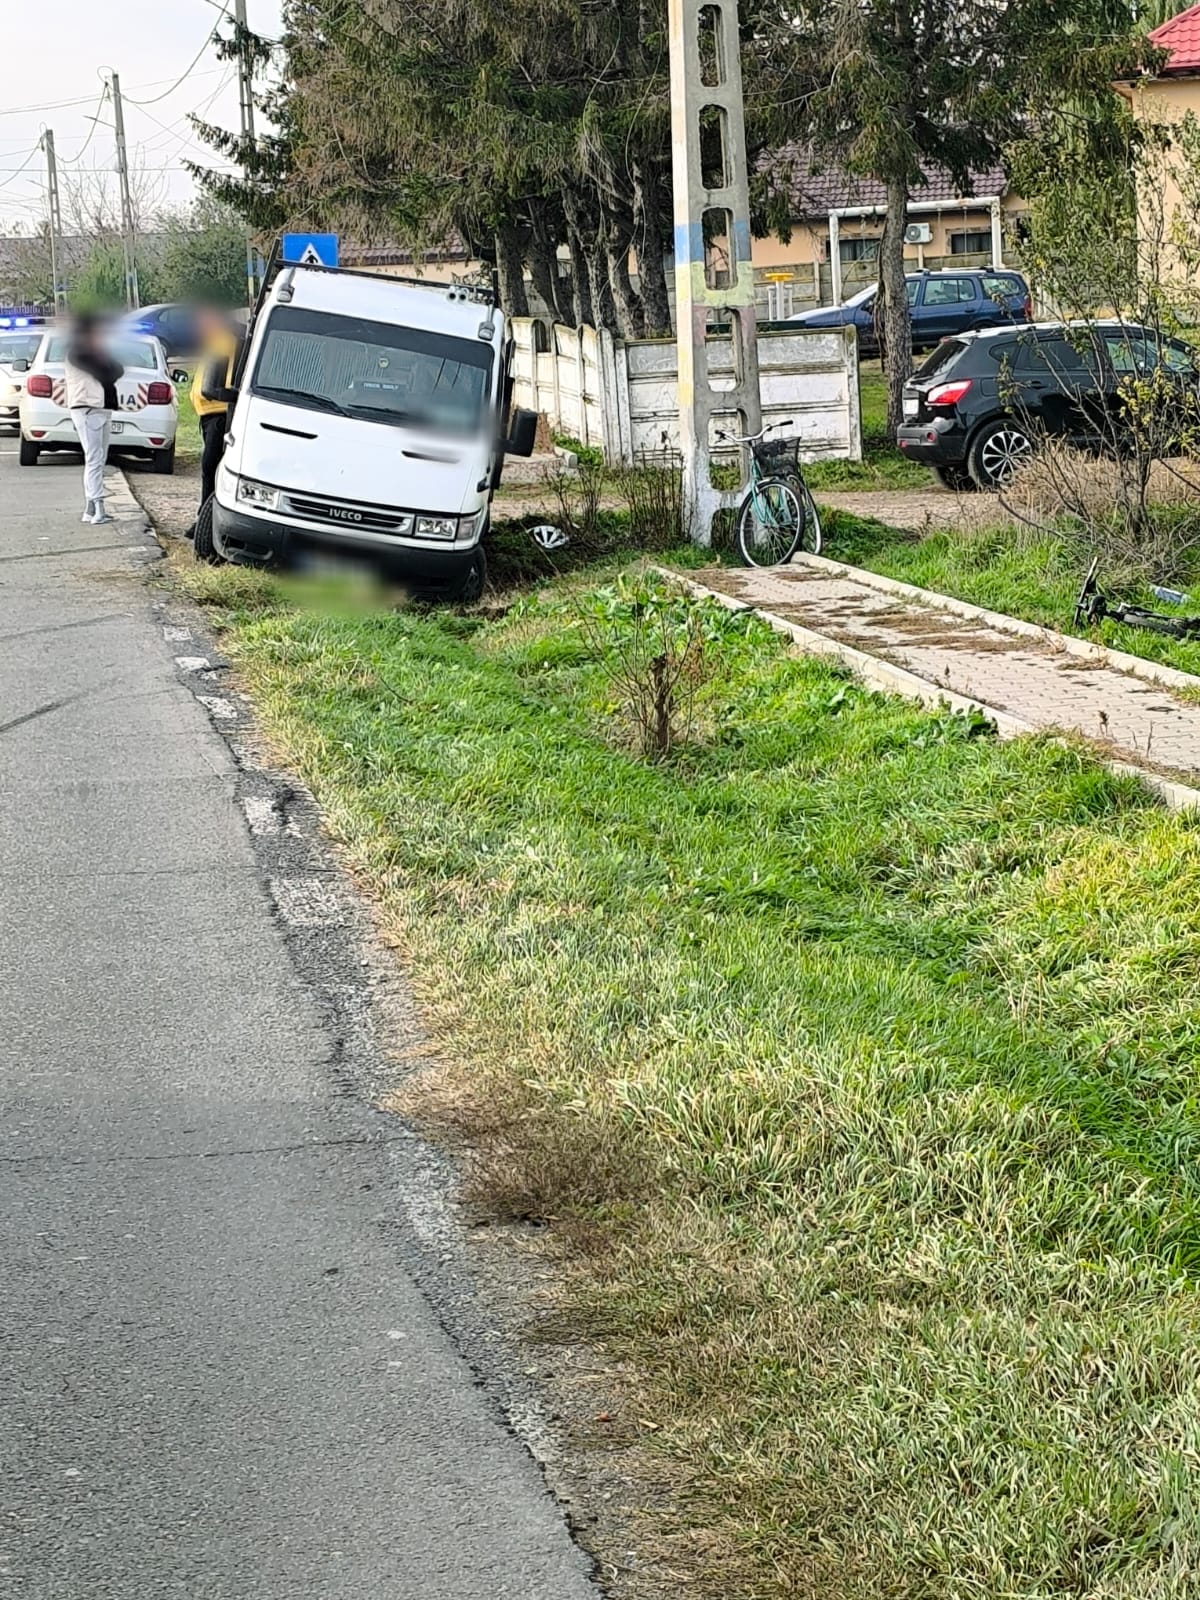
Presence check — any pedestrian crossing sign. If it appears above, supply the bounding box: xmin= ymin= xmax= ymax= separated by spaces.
xmin=281 ymin=233 xmax=339 ymax=269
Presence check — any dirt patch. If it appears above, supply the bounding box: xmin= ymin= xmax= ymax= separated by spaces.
xmin=818 ymin=486 xmax=1003 ymax=532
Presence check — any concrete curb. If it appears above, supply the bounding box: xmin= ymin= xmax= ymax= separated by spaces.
xmin=659 ymin=566 xmax=1200 ymax=813
xmin=108 ymin=468 xmax=153 ymax=533
xmin=790 ymin=549 xmax=1200 ymax=697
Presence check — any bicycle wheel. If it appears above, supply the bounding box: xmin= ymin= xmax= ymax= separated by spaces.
xmin=787 ymin=474 xmax=822 ymax=556
xmin=736 ymin=477 xmax=803 ymax=567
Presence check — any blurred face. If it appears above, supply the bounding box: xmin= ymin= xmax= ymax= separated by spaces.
xmin=196 ymin=304 xmax=226 ymax=343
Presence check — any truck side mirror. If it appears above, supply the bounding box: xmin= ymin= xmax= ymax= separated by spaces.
xmin=11 ymin=359 xmax=29 ymax=373
xmin=505 ymin=407 xmax=538 ymax=458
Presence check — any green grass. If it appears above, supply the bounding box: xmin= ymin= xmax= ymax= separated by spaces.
xmin=828 ymin=510 xmax=1200 ymax=678
xmin=175 ymin=387 xmax=200 ymax=465
xmin=178 ymin=556 xmax=1200 ymax=1599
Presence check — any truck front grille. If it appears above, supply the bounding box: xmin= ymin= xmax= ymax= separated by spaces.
xmin=284 ymin=494 xmax=414 ymax=536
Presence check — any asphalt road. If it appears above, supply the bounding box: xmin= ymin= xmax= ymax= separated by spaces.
xmin=0 ymin=449 xmax=595 ymax=1599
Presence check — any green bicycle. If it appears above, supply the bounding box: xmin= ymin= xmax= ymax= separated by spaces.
xmin=717 ymin=419 xmax=822 ymax=568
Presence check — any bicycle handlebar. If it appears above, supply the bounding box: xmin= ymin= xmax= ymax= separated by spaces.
xmin=713 ymin=417 xmax=795 ymax=446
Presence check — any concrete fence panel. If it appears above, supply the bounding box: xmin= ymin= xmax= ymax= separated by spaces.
xmin=509 ymin=318 xmax=860 ymax=466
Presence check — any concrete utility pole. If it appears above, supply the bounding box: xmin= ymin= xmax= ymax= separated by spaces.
xmin=235 ymin=0 xmax=259 ymax=306
xmin=667 ymin=0 xmax=762 ymax=543
xmin=109 ymin=74 xmax=140 ymax=311
xmin=40 ymin=131 xmax=66 ymax=317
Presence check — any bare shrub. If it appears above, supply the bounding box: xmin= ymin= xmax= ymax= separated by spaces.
xmin=572 ymin=578 xmax=718 ymax=758
xmin=618 ymin=453 xmax=683 ymax=549
xmin=1003 ymin=441 xmax=1200 ymax=581
xmin=550 ymin=457 xmax=607 ymax=547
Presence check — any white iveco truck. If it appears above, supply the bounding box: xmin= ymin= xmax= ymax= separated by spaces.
xmin=207 ymin=260 xmax=537 ymax=599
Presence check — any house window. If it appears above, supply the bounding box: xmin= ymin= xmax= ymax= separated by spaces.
xmin=838 ymin=237 xmax=879 ymax=264
xmin=949 ymin=229 xmax=992 ymax=256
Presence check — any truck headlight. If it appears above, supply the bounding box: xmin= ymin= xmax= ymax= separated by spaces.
xmin=415 ymin=514 xmax=458 ymax=541
xmin=236 ymin=477 xmax=279 ymax=511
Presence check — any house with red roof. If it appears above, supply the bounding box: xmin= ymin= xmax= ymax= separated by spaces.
xmin=1114 ymin=3 xmax=1200 ymax=274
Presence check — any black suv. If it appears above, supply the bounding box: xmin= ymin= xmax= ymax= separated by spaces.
xmin=896 ymin=321 xmax=1200 ymax=489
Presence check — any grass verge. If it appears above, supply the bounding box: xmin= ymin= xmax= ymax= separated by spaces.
xmin=175 ymin=389 xmax=201 ymax=465
xmin=806 ymin=361 xmax=930 ymax=493
xmin=830 ymin=510 xmax=1200 ymax=678
xmin=179 ymin=558 xmax=1200 ymax=1598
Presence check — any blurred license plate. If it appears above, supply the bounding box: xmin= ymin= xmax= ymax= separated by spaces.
xmin=109 ymin=422 xmax=125 ymax=435
xmin=902 ymin=396 xmax=918 ymax=419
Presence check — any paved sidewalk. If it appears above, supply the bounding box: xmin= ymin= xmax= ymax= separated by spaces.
xmin=700 ymin=560 xmax=1200 ymax=782
xmin=1 ymin=456 xmax=594 ymax=1597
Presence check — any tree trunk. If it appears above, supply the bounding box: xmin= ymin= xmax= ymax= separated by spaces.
xmin=878 ymin=175 xmax=912 ymax=437
xmin=528 ymin=207 xmax=571 ymax=323
xmin=566 ymin=227 xmax=593 ymax=326
xmin=526 ymin=234 xmax=562 ymax=323
xmin=494 ymin=224 xmax=529 ymax=317
xmin=633 ymin=161 xmax=672 ymax=337
xmin=604 ymin=210 xmax=646 ymax=340
xmin=589 ymin=247 xmax=618 ymax=333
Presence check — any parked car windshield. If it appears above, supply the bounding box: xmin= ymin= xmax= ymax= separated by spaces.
xmin=44 ymin=335 xmax=160 ymax=371
xmin=251 ymin=306 xmax=494 ymax=435
xmin=840 ymin=280 xmax=920 ymax=310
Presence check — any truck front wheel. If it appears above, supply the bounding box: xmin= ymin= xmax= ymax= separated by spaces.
xmin=449 ymin=543 xmax=488 ymax=605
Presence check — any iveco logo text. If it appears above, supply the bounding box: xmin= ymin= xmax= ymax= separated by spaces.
xmin=326 ymin=507 xmax=363 ymax=522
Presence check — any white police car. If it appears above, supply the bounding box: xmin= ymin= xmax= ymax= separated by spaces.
xmin=19 ymin=328 xmax=179 ymax=473
xmin=0 ymin=325 xmax=44 ymax=431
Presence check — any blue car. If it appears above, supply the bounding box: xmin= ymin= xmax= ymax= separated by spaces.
xmin=120 ymin=303 xmax=199 ymax=359
xmin=789 ymin=268 xmax=1031 ymax=355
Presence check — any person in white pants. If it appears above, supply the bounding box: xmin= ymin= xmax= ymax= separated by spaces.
xmin=65 ymin=313 xmax=124 ymax=525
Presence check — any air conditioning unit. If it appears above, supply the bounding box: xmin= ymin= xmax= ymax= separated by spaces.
xmin=904 ymin=222 xmax=932 ymax=245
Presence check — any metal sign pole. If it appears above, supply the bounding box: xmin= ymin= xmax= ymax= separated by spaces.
xmin=667 ymin=0 xmax=762 ymax=544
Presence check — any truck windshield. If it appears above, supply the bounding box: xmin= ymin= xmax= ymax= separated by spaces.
xmin=250 ymin=305 xmax=493 ymax=435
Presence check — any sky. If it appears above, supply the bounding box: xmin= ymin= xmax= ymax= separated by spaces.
xmin=0 ymin=0 xmax=284 ymax=232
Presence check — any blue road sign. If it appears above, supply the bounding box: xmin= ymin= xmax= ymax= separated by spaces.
xmin=281 ymin=233 xmax=339 ymax=268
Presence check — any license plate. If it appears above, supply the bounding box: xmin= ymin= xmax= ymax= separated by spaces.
xmin=109 ymin=421 xmax=125 ymax=435
xmin=902 ymin=395 xmax=918 ymax=419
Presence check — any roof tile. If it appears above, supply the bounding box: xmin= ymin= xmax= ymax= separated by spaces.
xmin=1148 ymin=3 xmax=1200 ymax=73
xmin=766 ymin=146 xmax=1008 ymax=218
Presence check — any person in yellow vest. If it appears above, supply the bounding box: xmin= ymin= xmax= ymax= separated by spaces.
xmin=190 ymin=306 xmax=241 ymax=533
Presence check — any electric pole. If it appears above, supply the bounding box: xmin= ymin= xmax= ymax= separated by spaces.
xmin=667 ymin=0 xmax=762 ymax=543
xmin=40 ymin=131 xmax=66 ymax=317
xmin=234 ymin=0 xmax=258 ymax=306
xmin=109 ymin=73 xmax=140 ymax=311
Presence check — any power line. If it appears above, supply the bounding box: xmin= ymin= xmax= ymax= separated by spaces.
xmin=0 ymin=95 xmax=101 ymax=120
xmin=0 ymin=68 xmax=226 ymax=121
xmin=126 ymin=69 xmax=235 ymax=163
xmin=59 ymin=85 xmax=111 ymax=168
xmin=0 ymin=164 xmax=238 ymax=174
xmin=125 ymin=3 xmax=233 ymax=107
xmin=0 ymin=144 xmax=42 ymax=192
